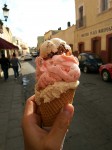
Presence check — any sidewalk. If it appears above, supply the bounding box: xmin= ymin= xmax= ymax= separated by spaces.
xmin=0 ymin=68 xmax=24 ymax=150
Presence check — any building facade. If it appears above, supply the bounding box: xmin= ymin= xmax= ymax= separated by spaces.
xmin=74 ymin=0 xmax=112 ymax=63
xmin=44 ymin=30 xmax=60 ymax=41
xmin=43 ymin=24 xmax=75 ymax=52
xmin=37 ymin=36 xmax=44 ymax=51
xmin=0 ymin=26 xmax=13 ymax=58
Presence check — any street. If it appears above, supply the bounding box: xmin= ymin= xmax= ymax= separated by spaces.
xmin=22 ymin=58 xmax=112 ymax=150
xmin=64 ymin=72 xmax=112 ymax=150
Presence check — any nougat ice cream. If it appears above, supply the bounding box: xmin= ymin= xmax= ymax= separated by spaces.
xmin=35 ymin=38 xmax=80 ymax=127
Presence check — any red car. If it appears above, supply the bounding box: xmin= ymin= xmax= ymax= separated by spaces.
xmin=99 ymin=63 xmax=112 ymax=81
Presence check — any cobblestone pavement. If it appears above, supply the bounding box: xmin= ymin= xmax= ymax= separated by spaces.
xmin=0 ymin=68 xmax=24 ymax=150
xmin=63 ymin=73 xmax=112 ymax=150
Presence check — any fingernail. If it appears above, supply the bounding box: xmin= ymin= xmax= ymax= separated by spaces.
xmin=62 ymin=104 xmax=74 ymax=118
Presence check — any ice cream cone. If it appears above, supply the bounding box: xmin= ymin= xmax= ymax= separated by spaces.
xmin=38 ymin=89 xmax=76 ymax=127
xmin=35 ymin=38 xmax=80 ymax=128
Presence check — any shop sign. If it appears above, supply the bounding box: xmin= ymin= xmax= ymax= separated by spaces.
xmin=81 ymin=26 xmax=112 ymax=37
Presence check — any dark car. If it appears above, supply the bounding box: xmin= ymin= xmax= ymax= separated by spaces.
xmin=99 ymin=63 xmax=112 ymax=81
xmin=78 ymin=53 xmax=103 ymax=73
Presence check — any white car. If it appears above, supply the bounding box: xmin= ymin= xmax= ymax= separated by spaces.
xmin=31 ymin=51 xmax=39 ymax=57
xmin=21 ymin=54 xmax=32 ymax=61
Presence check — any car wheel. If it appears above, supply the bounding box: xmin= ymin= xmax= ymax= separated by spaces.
xmin=102 ymin=70 xmax=111 ymax=81
xmin=83 ymin=66 xmax=88 ymax=73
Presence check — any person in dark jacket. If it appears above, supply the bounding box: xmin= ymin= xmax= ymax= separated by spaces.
xmin=10 ymin=53 xmax=21 ymax=79
xmin=0 ymin=54 xmax=10 ymax=80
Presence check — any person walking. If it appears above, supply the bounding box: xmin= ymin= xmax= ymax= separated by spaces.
xmin=0 ymin=53 xmax=10 ymax=81
xmin=10 ymin=53 xmax=21 ymax=79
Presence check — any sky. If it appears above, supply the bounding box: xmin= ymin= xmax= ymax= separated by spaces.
xmin=0 ymin=0 xmax=76 ymax=47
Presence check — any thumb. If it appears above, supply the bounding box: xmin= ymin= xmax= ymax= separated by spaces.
xmin=49 ymin=104 xmax=74 ymax=147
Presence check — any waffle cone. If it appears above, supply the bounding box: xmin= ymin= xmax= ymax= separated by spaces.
xmin=39 ymin=89 xmax=75 ymax=127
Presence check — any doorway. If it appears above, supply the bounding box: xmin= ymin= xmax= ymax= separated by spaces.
xmin=108 ymin=36 xmax=112 ymax=62
xmin=78 ymin=42 xmax=84 ymax=53
xmin=91 ymin=37 xmax=101 ymax=56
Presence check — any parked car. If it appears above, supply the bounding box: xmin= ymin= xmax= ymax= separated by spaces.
xmin=31 ymin=51 xmax=39 ymax=57
xmin=78 ymin=53 xmax=103 ymax=73
xmin=20 ymin=54 xmax=32 ymax=61
xmin=99 ymin=63 xmax=112 ymax=81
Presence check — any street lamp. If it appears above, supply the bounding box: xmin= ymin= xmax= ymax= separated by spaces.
xmin=2 ymin=4 xmax=10 ymax=21
xmin=0 ymin=3 xmax=10 ymax=25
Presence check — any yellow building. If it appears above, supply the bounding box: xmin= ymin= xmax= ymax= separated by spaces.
xmin=44 ymin=30 xmax=60 ymax=41
xmin=2 ymin=26 xmax=13 ymax=57
xmin=43 ymin=24 xmax=75 ymax=52
xmin=74 ymin=0 xmax=112 ymax=63
xmin=0 ymin=26 xmax=12 ymax=58
xmin=37 ymin=36 xmax=44 ymax=51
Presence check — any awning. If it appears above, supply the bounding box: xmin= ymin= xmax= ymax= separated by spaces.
xmin=0 ymin=37 xmax=19 ymax=50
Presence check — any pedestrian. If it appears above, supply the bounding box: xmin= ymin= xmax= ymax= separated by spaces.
xmin=10 ymin=53 xmax=21 ymax=79
xmin=0 ymin=53 xmax=10 ymax=81
xmin=22 ymin=95 xmax=74 ymax=150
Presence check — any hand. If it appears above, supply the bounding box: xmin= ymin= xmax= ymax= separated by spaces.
xmin=22 ymin=95 xmax=74 ymax=150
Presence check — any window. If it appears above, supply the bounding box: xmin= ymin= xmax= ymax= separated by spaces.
xmin=76 ymin=4 xmax=86 ymax=29
xmin=101 ymin=0 xmax=108 ymax=11
xmin=79 ymin=6 xmax=83 ymax=27
xmin=81 ymin=56 xmax=86 ymax=61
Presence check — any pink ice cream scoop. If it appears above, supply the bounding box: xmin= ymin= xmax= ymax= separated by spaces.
xmin=35 ymin=53 xmax=80 ymax=89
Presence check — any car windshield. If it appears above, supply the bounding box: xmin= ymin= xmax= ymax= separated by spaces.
xmin=88 ymin=54 xmax=100 ymax=60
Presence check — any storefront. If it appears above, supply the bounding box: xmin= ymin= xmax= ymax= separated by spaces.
xmin=75 ymin=24 xmax=112 ymax=63
xmin=0 ymin=37 xmax=19 ymax=77
xmin=74 ymin=0 xmax=112 ymax=63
